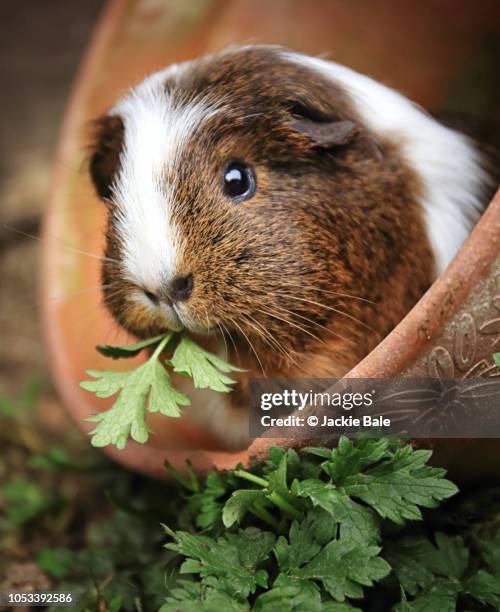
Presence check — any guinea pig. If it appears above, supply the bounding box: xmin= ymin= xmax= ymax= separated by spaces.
xmin=88 ymin=44 xmax=497 ymax=449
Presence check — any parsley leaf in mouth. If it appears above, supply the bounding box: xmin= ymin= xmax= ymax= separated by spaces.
xmin=80 ymin=332 xmax=244 ymax=449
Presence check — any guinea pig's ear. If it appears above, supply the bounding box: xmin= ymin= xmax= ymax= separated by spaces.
xmin=287 ymin=101 xmax=384 ymax=160
xmin=88 ymin=114 xmax=124 ymax=202
xmin=290 ymin=116 xmax=358 ymax=148
xmin=287 ymin=102 xmax=358 ymax=150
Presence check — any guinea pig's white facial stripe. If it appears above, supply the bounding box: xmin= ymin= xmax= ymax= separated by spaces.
xmin=109 ymin=67 xmax=217 ymax=292
xmin=284 ymin=51 xmax=491 ymax=276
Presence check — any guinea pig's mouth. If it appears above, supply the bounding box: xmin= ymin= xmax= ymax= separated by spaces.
xmin=125 ymin=288 xmax=223 ymax=337
xmin=154 ymin=302 xmax=216 ymax=336
xmin=127 ymin=290 xmax=185 ymax=334
xmin=158 ymin=302 xmax=184 ymax=333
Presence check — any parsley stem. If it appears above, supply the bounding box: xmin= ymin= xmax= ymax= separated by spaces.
xmin=151 ymin=333 xmax=173 ymax=361
xmin=249 ymin=503 xmax=279 ymax=529
xmin=185 ymin=459 xmax=200 ymax=492
xmin=164 ymin=460 xmax=197 ymax=492
xmin=234 ymin=469 xmax=302 ymax=520
xmin=233 ymin=469 xmax=269 ymax=488
xmin=266 ymin=491 xmax=302 ymax=520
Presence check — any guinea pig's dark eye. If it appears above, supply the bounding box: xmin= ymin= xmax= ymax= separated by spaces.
xmin=222 ymin=161 xmax=256 ymax=201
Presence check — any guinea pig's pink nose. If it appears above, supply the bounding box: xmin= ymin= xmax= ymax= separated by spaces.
xmin=169 ymin=274 xmax=194 ymax=303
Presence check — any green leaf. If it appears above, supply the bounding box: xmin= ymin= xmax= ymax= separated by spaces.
xmin=222 ymin=489 xmax=267 ymax=528
xmin=159 ymin=579 xmax=202 ymax=610
xmin=292 ymin=537 xmax=390 ymax=602
xmin=253 ymin=574 xmax=323 ymax=611
xmin=317 ymin=436 xmax=393 ymax=483
xmin=302 ymin=446 xmax=335 ymax=459
xmin=190 ymin=471 xmax=229 ymax=530
xmin=37 ymin=549 xmax=73 ymax=578
xmin=342 ymin=446 xmax=458 ymax=523
xmin=2 ymin=477 xmax=61 ymax=525
xmin=424 ymin=532 xmax=469 ymax=580
xmin=274 ymin=515 xmax=324 ymax=572
xmin=493 ymin=352 xmax=500 ymax=368
xmin=80 ymin=369 xmax=132 ymax=399
xmin=305 ymin=507 xmax=341 ymax=546
xmin=227 ymin=528 xmax=276 ymax=571
xmin=266 ymin=451 xmax=291 ymax=495
xmin=19 ymin=379 xmax=44 ymax=409
xmin=478 ymin=530 xmax=500 ymax=575
xmin=82 ymin=331 xmax=245 ymax=448
xmin=387 ymin=533 xmax=469 ymax=599
xmin=160 ymin=578 xmax=247 ymax=611
xmin=150 ymin=360 xmax=192 ymax=416
xmin=267 ymin=447 xmax=303 ymax=481
xmin=0 ymin=379 xmax=42 ymax=416
xmin=389 ymin=529 xmax=500 ymax=610
xmin=385 ymin=538 xmax=435 ymax=596
xmin=96 ymin=333 xmax=168 ymax=358
xmin=395 ymin=578 xmax=461 ymax=612
xmin=170 ymin=334 xmax=244 ymax=392
xmin=465 ymin=569 xmax=500 ymax=607
xmin=273 ymin=507 xmax=345 ymax=573
xmin=28 ymin=445 xmax=77 ymax=472
xmin=294 ymin=479 xmax=379 ymax=544
xmin=261 ymin=452 xmax=304 ymax=519
xmin=0 ymin=396 xmax=16 ymax=417
xmin=322 ymin=603 xmax=362 ymax=612
xmin=69 ymin=548 xmax=115 ymax=578
xmin=82 ymin=336 xmax=190 ymax=449
xmin=106 ymin=595 xmax=122 ymax=612
xmin=165 ymin=526 xmax=274 ymax=600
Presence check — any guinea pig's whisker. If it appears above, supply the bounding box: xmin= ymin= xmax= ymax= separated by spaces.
xmin=230 ymin=317 xmax=266 ymax=375
xmin=102 ymin=289 xmax=129 ymax=307
xmin=220 ymin=320 xmax=242 ymax=367
xmin=330 ymin=306 xmax=381 ymax=338
xmin=326 ymin=290 xmax=377 ymax=306
xmin=238 ymin=321 xmax=267 ymax=376
xmin=283 ymin=282 xmax=378 ymax=306
xmin=270 ymin=302 xmax=357 ymax=347
xmin=3 ymin=223 xmax=120 ymax=265
xmin=273 ymin=303 xmax=354 ymax=345
xmin=256 ymin=306 xmax=325 ymax=346
xmin=243 ymin=318 xmax=284 ymax=364
xmin=244 ymin=313 xmax=288 ymax=355
xmin=101 ymin=284 xmax=128 ymax=301
xmin=243 ymin=313 xmax=298 ymax=367
xmin=15 ymin=284 xmax=113 ymax=313
xmin=247 ymin=314 xmax=301 ymax=366
xmin=63 ymin=283 xmax=111 ymax=296
xmin=241 ymin=112 xmax=264 ymax=120
xmin=275 ymin=293 xmax=380 ymax=337
xmin=216 ymin=322 xmax=229 ymax=360
xmin=45 ymin=284 xmax=112 ymax=304
xmin=244 ymin=317 xmax=298 ymax=365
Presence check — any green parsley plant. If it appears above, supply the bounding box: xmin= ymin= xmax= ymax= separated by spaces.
xmin=159 ymin=438 xmax=496 ymax=611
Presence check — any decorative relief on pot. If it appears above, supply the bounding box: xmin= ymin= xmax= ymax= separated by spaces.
xmin=453 ymin=313 xmax=476 ymax=372
xmin=425 ymin=261 xmax=500 ymax=381
xmin=428 ymin=346 xmax=455 ymax=378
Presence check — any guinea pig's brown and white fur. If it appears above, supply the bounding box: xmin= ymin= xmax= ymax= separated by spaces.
xmin=89 ymin=45 xmax=496 ymax=449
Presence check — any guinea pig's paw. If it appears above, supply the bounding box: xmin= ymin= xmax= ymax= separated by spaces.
xmin=210 ymin=406 xmax=251 ymax=451
xmin=184 ymin=394 xmax=250 ymax=451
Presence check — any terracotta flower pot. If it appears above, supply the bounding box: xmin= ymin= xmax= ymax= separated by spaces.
xmin=41 ymin=0 xmax=500 ymax=480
